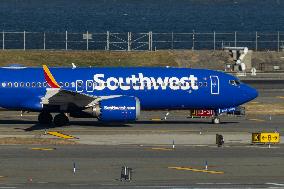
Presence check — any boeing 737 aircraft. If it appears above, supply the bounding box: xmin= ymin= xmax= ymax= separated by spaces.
xmin=0 ymin=65 xmax=258 ymax=126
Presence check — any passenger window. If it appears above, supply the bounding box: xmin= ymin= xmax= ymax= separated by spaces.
xmin=7 ymin=82 xmax=12 ymax=87
xmin=43 ymin=82 xmax=47 ymax=87
xmin=65 ymin=82 xmax=70 ymax=87
xmin=32 ymin=82 xmax=36 ymax=87
xmin=26 ymin=82 xmax=30 ymax=87
xmin=87 ymin=82 xmax=92 ymax=87
xmin=59 ymin=82 xmax=63 ymax=87
xmin=20 ymin=82 xmax=24 ymax=87
xmin=71 ymin=82 xmax=75 ymax=87
xmin=204 ymin=82 xmax=207 ymax=87
xmin=199 ymin=82 xmax=203 ymax=87
xmin=37 ymin=82 xmax=42 ymax=87
xmin=2 ymin=82 xmax=6 ymax=87
xmin=77 ymin=82 xmax=82 ymax=87
xmin=14 ymin=82 xmax=18 ymax=87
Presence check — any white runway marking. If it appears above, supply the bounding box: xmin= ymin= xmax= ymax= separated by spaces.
xmin=267 ymin=183 xmax=284 ymax=186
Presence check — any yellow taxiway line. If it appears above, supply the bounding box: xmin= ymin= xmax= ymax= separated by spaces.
xmin=276 ymin=96 xmax=284 ymax=99
xmin=47 ymin=131 xmax=77 ymax=139
xmin=168 ymin=166 xmax=224 ymax=174
xmin=151 ymin=147 xmax=174 ymax=151
xmin=30 ymin=147 xmax=56 ymax=151
xmin=151 ymin=118 xmax=162 ymax=121
xmin=249 ymin=118 xmax=265 ymax=122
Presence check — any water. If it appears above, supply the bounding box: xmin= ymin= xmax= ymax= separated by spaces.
xmin=0 ymin=0 xmax=284 ymax=32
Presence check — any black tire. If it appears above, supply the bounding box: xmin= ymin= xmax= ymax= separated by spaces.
xmin=38 ymin=112 xmax=53 ymax=124
xmin=54 ymin=113 xmax=69 ymax=126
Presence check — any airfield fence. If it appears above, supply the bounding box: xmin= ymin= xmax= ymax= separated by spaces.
xmin=1 ymin=31 xmax=284 ymax=51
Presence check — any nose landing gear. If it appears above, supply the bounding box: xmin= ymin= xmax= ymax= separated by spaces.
xmin=212 ymin=110 xmax=221 ymax=124
xmin=212 ymin=117 xmax=220 ymax=124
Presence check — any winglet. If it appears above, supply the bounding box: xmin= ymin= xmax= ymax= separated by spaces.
xmin=43 ymin=65 xmax=60 ymax=88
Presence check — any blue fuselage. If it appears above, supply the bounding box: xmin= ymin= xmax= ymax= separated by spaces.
xmin=0 ymin=67 xmax=258 ymax=112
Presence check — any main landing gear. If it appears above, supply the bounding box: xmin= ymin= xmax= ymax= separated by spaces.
xmin=54 ymin=113 xmax=69 ymax=126
xmin=38 ymin=112 xmax=53 ymax=124
xmin=38 ymin=112 xmax=69 ymax=126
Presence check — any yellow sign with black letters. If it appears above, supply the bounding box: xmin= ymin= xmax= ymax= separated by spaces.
xmin=252 ymin=133 xmax=280 ymax=143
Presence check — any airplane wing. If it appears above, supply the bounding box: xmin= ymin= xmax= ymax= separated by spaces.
xmin=41 ymin=88 xmax=98 ymax=110
xmin=41 ymin=65 xmax=119 ymax=111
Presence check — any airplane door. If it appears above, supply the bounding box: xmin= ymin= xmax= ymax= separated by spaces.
xmin=76 ymin=80 xmax=84 ymax=92
xmin=210 ymin=76 xmax=219 ymax=95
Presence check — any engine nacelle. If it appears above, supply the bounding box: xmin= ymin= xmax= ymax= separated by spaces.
xmin=71 ymin=96 xmax=140 ymax=122
xmin=70 ymin=96 xmax=140 ymax=122
xmin=96 ymin=96 xmax=140 ymax=122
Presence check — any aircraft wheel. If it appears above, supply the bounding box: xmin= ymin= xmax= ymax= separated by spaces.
xmin=54 ymin=113 xmax=69 ymax=126
xmin=38 ymin=112 xmax=53 ymax=124
xmin=212 ymin=117 xmax=220 ymax=124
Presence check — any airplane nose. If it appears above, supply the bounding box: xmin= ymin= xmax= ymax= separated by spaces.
xmin=243 ymin=84 xmax=258 ymax=102
xmin=249 ymin=86 xmax=258 ymax=100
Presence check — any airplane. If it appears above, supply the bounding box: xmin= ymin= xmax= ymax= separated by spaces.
xmin=0 ymin=65 xmax=258 ymax=126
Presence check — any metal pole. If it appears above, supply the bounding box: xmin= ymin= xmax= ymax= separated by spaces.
xmin=213 ymin=31 xmax=216 ymax=50
xmin=43 ymin=32 xmax=46 ymax=50
xmin=65 ymin=30 xmax=68 ymax=50
xmin=192 ymin=30 xmax=195 ymax=50
xmin=128 ymin=32 xmax=131 ymax=51
xmin=277 ymin=31 xmax=280 ymax=52
xmin=2 ymin=30 xmax=4 ymax=50
xmin=86 ymin=31 xmax=89 ymax=51
xmin=255 ymin=31 xmax=258 ymax=51
xmin=148 ymin=32 xmax=151 ymax=51
xmin=171 ymin=32 xmax=174 ymax=50
xmin=23 ymin=31 xmax=26 ymax=50
xmin=234 ymin=31 xmax=237 ymax=47
xmin=106 ymin=31 xmax=110 ymax=51
xmin=149 ymin=31 xmax=153 ymax=51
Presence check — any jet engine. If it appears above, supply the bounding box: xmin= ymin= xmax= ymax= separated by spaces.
xmin=70 ymin=96 xmax=140 ymax=122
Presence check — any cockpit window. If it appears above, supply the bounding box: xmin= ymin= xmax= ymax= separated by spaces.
xmin=235 ymin=80 xmax=240 ymax=85
xmin=229 ymin=80 xmax=240 ymax=86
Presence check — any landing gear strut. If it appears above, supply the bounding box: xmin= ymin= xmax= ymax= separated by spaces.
xmin=38 ymin=112 xmax=53 ymax=124
xmin=212 ymin=117 xmax=220 ymax=124
xmin=54 ymin=113 xmax=69 ymax=126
